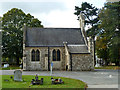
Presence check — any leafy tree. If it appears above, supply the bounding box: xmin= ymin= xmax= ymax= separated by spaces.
xmin=0 ymin=17 xmax=2 ymax=67
xmin=98 ymin=2 xmax=120 ymax=65
xmin=2 ymin=8 xmax=43 ymax=65
xmin=74 ymin=2 xmax=99 ymax=66
xmin=74 ymin=2 xmax=99 ymax=26
xmin=96 ymin=36 xmax=109 ymax=65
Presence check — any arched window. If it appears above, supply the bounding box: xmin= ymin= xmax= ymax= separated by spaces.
xmin=36 ymin=49 xmax=40 ymax=61
xmin=31 ymin=49 xmax=35 ymax=61
xmin=52 ymin=49 xmax=56 ymax=61
xmin=52 ymin=49 xmax=61 ymax=61
xmin=57 ymin=49 xmax=60 ymax=61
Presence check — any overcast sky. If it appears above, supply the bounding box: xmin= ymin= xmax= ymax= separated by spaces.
xmin=0 ymin=0 xmax=106 ymax=28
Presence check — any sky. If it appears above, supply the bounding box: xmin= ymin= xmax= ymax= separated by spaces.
xmin=0 ymin=0 xmax=106 ymax=28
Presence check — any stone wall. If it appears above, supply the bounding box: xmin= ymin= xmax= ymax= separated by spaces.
xmin=71 ymin=53 xmax=94 ymax=71
xmin=49 ymin=47 xmax=65 ymax=70
xmin=24 ymin=47 xmax=65 ymax=71
xmin=24 ymin=46 xmax=94 ymax=71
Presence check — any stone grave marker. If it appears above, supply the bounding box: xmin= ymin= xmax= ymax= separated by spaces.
xmin=14 ymin=70 xmax=22 ymax=81
xmin=3 ymin=64 xmax=9 ymax=68
xmin=31 ymin=74 xmax=43 ymax=85
xmin=51 ymin=77 xmax=64 ymax=84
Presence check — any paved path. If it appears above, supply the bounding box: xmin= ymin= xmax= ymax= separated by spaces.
xmin=0 ymin=69 xmax=119 ymax=89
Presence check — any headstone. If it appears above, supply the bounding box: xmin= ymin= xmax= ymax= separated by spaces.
xmin=3 ymin=64 xmax=9 ymax=68
xmin=7 ymin=64 xmax=9 ymax=67
xmin=35 ymin=74 xmax=38 ymax=81
xmin=51 ymin=77 xmax=64 ymax=84
xmin=14 ymin=70 xmax=22 ymax=81
xmin=19 ymin=65 xmax=22 ymax=68
xmin=31 ymin=77 xmax=43 ymax=85
xmin=3 ymin=64 xmax=7 ymax=68
xmin=95 ymin=59 xmax=100 ymax=67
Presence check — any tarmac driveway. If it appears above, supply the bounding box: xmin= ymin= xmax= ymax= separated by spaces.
xmin=0 ymin=69 xmax=119 ymax=88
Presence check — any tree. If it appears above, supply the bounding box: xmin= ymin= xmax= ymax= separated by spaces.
xmin=2 ymin=8 xmax=43 ymax=65
xmin=74 ymin=2 xmax=99 ymax=66
xmin=98 ymin=2 xmax=120 ymax=65
xmin=96 ymin=36 xmax=109 ymax=65
xmin=0 ymin=32 xmax=1 ymax=67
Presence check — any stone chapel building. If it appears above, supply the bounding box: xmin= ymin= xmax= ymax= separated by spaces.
xmin=23 ymin=13 xmax=94 ymax=71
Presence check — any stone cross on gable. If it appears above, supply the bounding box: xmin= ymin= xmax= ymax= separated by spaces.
xmin=79 ymin=12 xmax=85 ymax=29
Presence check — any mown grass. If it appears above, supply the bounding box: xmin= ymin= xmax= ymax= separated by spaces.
xmin=95 ymin=66 xmax=119 ymax=70
xmin=2 ymin=75 xmax=86 ymax=88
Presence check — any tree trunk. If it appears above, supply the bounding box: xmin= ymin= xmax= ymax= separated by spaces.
xmin=115 ymin=61 xmax=119 ymax=66
xmin=92 ymin=36 xmax=96 ymax=66
xmin=94 ymin=40 xmax=96 ymax=66
xmin=16 ymin=56 xmax=19 ymax=66
xmin=105 ymin=60 xmax=108 ymax=66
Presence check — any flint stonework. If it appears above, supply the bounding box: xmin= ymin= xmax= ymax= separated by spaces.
xmin=23 ymin=22 xmax=94 ymax=71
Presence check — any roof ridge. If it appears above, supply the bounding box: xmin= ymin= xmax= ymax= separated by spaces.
xmin=28 ymin=27 xmax=80 ymax=29
xmin=68 ymin=44 xmax=86 ymax=46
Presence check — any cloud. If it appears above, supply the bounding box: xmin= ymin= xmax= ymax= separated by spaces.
xmin=37 ymin=10 xmax=79 ymax=28
xmin=33 ymin=0 xmax=106 ymax=28
xmin=30 ymin=0 xmax=80 ymax=28
xmin=0 ymin=0 xmax=106 ymax=28
xmin=1 ymin=2 xmax=67 ymax=14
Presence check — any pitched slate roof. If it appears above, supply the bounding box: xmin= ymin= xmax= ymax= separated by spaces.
xmin=25 ymin=27 xmax=86 ymax=47
xmin=68 ymin=45 xmax=89 ymax=54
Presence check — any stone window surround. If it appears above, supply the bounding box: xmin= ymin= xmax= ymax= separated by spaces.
xmin=51 ymin=48 xmax=62 ymax=62
xmin=52 ymin=49 xmax=56 ymax=61
xmin=31 ymin=49 xmax=35 ymax=61
xmin=30 ymin=48 xmax=41 ymax=63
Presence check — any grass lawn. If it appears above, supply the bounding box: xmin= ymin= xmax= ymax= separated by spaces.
xmin=2 ymin=75 xmax=86 ymax=88
xmin=95 ymin=66 xmax=119 ymax=70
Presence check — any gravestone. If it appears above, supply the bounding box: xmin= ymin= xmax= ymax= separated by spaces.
xmin=14 ymin=70 xmax=22 ymax=81
xmin=31 ymin=74 xmax=43 ymax=85
xmin=51 ymin=77 xmax=64 ymax=84
xmin=3 ymin=64 xmax=9 ymax=68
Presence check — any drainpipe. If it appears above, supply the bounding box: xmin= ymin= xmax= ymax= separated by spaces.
xmin=70 ymin=53 xmax=72 ymax=71
xmin=48 ymin=47 xmax=50 ymax=71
